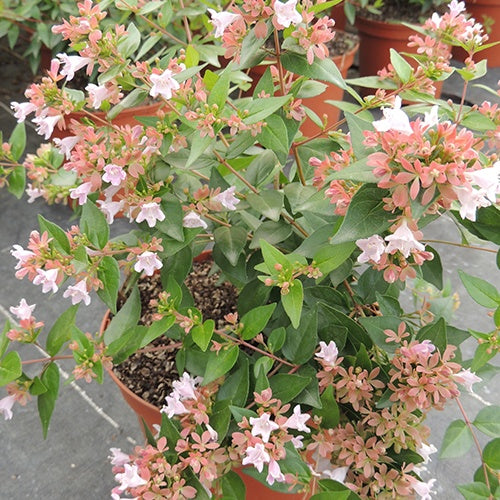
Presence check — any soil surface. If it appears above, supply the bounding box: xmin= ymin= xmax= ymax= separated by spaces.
xmin=113 ymin=260 xmax=238 ymax=409
xmin=359 ymin=0 xmax=447 ymax=24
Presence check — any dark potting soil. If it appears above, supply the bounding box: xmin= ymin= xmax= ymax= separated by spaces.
xmin=113 ymin=260 xmax=238 ymax=409
xmin=359 ymin=0 xmax=448 ymax=24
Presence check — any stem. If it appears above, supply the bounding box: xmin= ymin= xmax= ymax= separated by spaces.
xmin=178 ymin=0 xmax=193 ymax=44
xmin=22 ymin=355 xmax=74 ymax=365
xmin=213 ymin=150 xmax=259 ymax=193
xmin=422 ymin=239 xmax=497 ymax=254
xmin=456 ymin=397 xmax=493 ymax=498
xmin=273 ymin=28 xmax=287 ymax=97
xmin=292 ymin=143 xmax=306 ymax=186
xmin=455 ymin=79 xmax=469 ymax=124
xmin=204 ymin=213 xmax=232 ymax=227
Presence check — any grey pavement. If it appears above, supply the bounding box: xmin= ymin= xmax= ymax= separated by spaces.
xmin=0 ymin=47 xmax=499 ymax=499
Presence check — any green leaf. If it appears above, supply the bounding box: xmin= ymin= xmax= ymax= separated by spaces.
xmin=471 ymin=343 xmax=497 ymax=372
xmin=9 ymin=122 xmax=26 ymax=161
xmin=186 ymin=133 xmax=213 ymax=168
xmin=439 ymin=420 xmax=473 ymax=459
xmin=38 ymin=215 xmax=71 ymax=254
xmin=45 ymin=305 xmax=79 ymax=356
xmin=268 ymin=327 xmax=286 ymax=353
xmin=217 ymin=358 xmax=249 ymax=407
xmin=117 ymin=22 xmax=141 ymax=58
xmin=259 ymin=239 xmax=290 ymax=272
xmin=96 ymin=257 xmax=120 ymax=314
xmin=240 ymin=303 xmax=276 ymax=340
xmin=191 ymin=319 xmax=214 ymax=352
xmin=473 ymin=406 xmax=500 ymax=438
xmin=140 ymin=316 xmax=175 ymax=348
xmin=208 ymin=65 xmax=231 ymax=109
xmin=313 ymin=242 xmax=355 ymax=277
xmin=282 ymin=279 xmax=303 ymax=329
xmin=214 ymin=226 xmax=247 ymax=267
xmin=483 ymin=438 xmax=500 ymax=469
xmin=104 ymin=286 xmax=141 ymax=345
xmin=420 ymin=245 xmax=443 ymax=290
xmin=416 ymin=317 xmax=447 ymax=354
xmin=37 ymin=363 xmax=59 ymax=438
xmin=220 ymin=470 xmax=246 ymax=499
xmin=237 ymin=279 xmax=271 ymax=317
xmin=329 ymin=157 xmax=378 ymax=183
xmin=457 ymin=482 xmax=493 ymax=500
xmin=250 ymin=221 xmax=292 ymax=248
xmin=344 ymin=112 xmax=373 ymax=159
xmin=269 ymin=373 xmax=311 ymax=403
xmin=244 ymin=150 xmax=279 ymax=188
xmin=246 ymin=190 xmax=284 ymax=222
xmin=155 ymin=195 xmax=185 ymax=242
xmin=389 ymin=48 xmax=412 ymax=83
xmin=203 ymin=345 xmax=239 ymax=385
xmin=282 ymin=307 xmax=317 ymax=363
xmin=229 ymin=405 xmax=258 ymax=423
xmin=7 ymin=165 xmax=26 ymax=199
xmin=459 ymin=270 xmax=500 ymax=309
xmin=242 ymin=95 xmax=292 ymax=124
xmin=81 ymin=201 xmax=109 ymax=249
xmin=0 ymin=321 xmax=10 ymax=358
xmin=313 ymin=385 xmax=339 ymax=428
xmin=256 ymin=114 xmax=289 ymax=163
xmin=0 ymin=351 xmax=22 ymax=386
xmin=331 ymin=185 xmax=392 ymax=244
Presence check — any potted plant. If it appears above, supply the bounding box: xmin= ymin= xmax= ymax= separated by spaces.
xmin=1 ymin=0 xmax=499 ymax=498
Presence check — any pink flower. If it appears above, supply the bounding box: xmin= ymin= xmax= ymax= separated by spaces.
xmin=114 ymin=463 xmax=147 ymax=492
xmin=356 ymin=235 xmax=386 ymax=264
xmin=274 ymin=0 xmax=302 ymax=28
xmin=412 ymin=340 xmax=436 ymax=357
xmin=242 ymin=442 xmax=270 ymax=473
xmin=315 ymin=340 xmax=338 ymax=365
xmin=33 ymin=268 xmax=59 ymax=294
xmin=161 ymin=394 xmax=188 ymax=417
xmin=373 ymin=97 xmax=412 ymax=135
xmin=208 ymin=9 xmax=240 ymax=38
xmin=250 ymin=413 xmax=279 ymax=442
xmin=411 ymin=477 xmax=436 ymax=500
xmin=32 ymin=114 xmax=62 ymax=140
xmin=284 ymin=405 xmax=310 ymax=432
xmin=86 ymin=83 xmax=113 ymax=109
xmin=449 ymin=0 xmax=466 ymax=17
xmin=97 ymin=199 xmax=124 ymax=224
xmin=10 ymin=101 xmax=37 ymax=122
xmin=57 ymin=53 xmax=92 ymax=81
xmin=0 ymin=395 xmax=16 ymax=420
xmin=134 ymin=251 xmax=162 ymax=276
xmin=69 ymin=182 xmax=93 ymax=205
xmin=108 ymin=448 xmax=130 ymax=467
xmin=135 ymin=202 xmax=165 ymax=228
xmin=11 ymin=244 xmax=35 ymax=268
xmin=172 ymin=372 xmax=200 ymax=400
xmin=149 ymin=69 xmax=180 ymax=99
xmin=385 ymin=220 xmax=425 ymax=258
xmin=454 ymin=368 xmax=482 ymax=392
xmin=266 ymin=459 xmax=285 ymax=486
xmin=63 ymin=280 xmax=91 ymax=306
xmin=213 ymin=186 xmax=239 ymax=210
xmin=102 ymin=163 xmax=126 ymax=186
xmin=291 ymin=434 xmax=304 ymax=448
xmin=53 ymin=136 xmax=79 ymax=160
xmin=183 ymin=211 xmax=208 ymax=229
xmin=10 ymin=298 xmax=36 ymax=321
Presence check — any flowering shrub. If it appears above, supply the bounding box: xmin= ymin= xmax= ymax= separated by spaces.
xmin=1 ymin=0 xmax=500 ymax=498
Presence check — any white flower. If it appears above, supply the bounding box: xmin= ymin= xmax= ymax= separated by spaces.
xmin=448 ymin=0 xmax=466 ymax=17
xmin=320 ymin=465 xmax=349 ymax=483
xmin=135 ymin=202 xmax=165 ymax=228
xmin=284 ymin=405 xmax=310 ymax=432
xmin=455 ymin=368 xmax=482 ymax=393
xmin=26 ymin=184 xmax=45 ymax=203
xmin=315 ymin=340 xmax=338 ymax=366
xmin=63 ymin=280 xmax=91 ymax=306
xmin=274 ymin=0 xmax=302 ymax=28
xmin=86 ymin=83 xmax=113 ymax=109
xmin=356 ymin=234 xmax=386 ymax=264
xmin=208 ymin=9 xmax=240 ymax=38
xmin=291 ymin=434 xmax=304 ymax=448
xmin=114 ymin=463 xmax=147 ymax=492
xmin=466 ymin=162 xmax=500 ymax=203
xmin=411 ymin=477 xmax=436 ymax=500
xmin=33 ymin=268 xmax=59 ymax=294
xmin=183 ymin=211 xmax=208 ymax=229
xmin=161 ymin=393 xmax=188 ymax=418
xmin=250 ymin=413 xmax=279 ymax=443
xmin=32 ymin=114 xmax=62 ymax=140
xmin=206 ymin=423 xmax=219 ymax=442
xmin=266 ymin=459 xmax=285 ymax=486
xmin=242 ymin=442 xmax=270 ymax=473
xmin=10 ymin=101 xmax=37 ymax=122
xmin=57 ymin=53 xmax=92 ymax=81
xmin=172 ymin=372 xmax=200 ymax=400
xmin=417 ymin=443 xmax=438 ymax=465
xmin=0 ymin=395 xmax=16 ymax=420
xmin=134 ymin=251 xmax=163 ymax=277
xmin=102 ymin=163 xmax=127 ymax=186
xmin=454 ymin=186 xmax=491 ymax=221
xmin=53 ymin=135 xmax=79 ymax=160
xmin=384 ymin=220 xmax=426 ymax=258
xmin=149 ymin=69 xmax=180 ymax=99
xmin=108 ymin=448 xmax=131 ymax=467
xmin=423 ymin=105 xmax=439 ymax=128
xmin=11 ymin=244 xmax=35 ymax=268
xmin=213 ymin=186 xmax=239 ymax=210
xmin=373 ymin=96 xmax=412 ymax=135
xmin=10 ymin=298 xmax=36 ymax=321
xmin=69 ymin=182 xmax=93 ymax=206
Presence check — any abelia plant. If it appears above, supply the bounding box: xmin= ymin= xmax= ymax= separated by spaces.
xmin=0 ymin=0 xmax=499 ymax=499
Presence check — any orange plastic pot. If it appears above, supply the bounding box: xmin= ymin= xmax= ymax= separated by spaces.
xmin=453 ymin=0 xmax=500 ymax=67
xmin=247 ymin=32 xmax=359 ymax=136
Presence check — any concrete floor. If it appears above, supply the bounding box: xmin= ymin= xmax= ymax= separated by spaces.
xmin=0 ymin=42 xmax=499 ymax=499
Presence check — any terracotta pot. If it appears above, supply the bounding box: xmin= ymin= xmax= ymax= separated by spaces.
xmin=51 ymin=102 xmax=162 ymax=140
xmin=454 ymin=0 xmax=500 ymax=67
xmin=355 ymin=15 xmax=445 ymax=97
xmin=247 ymin=32 xmax=359 ymax=136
